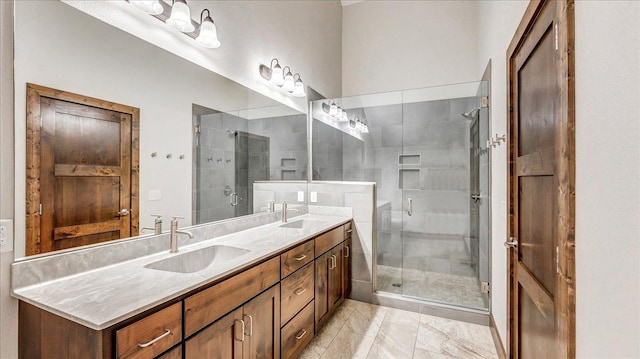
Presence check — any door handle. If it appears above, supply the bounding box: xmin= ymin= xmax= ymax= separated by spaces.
xmin=230 ymin=193 xmax=238 ymax=206
xmin=234 ymin=319 xmax=245 ymax=342
xmin=344 ymin=245 xmax=350 ymax=258
xmin=244 ymin=314 xmax=253 ymax=337
xmin=117 ymin=208 xmax=130 ymax=217
xmin=407 ymin=198 xmax=413 ymax=216
xmin=504 ymin=237 xmax=518 ymax=249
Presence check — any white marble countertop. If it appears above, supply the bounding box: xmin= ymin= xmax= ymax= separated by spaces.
xmin=12 ymin=213 xmax=351 ymax=330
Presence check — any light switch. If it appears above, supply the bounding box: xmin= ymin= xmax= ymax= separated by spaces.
xmin=310 ymin=192 xmax=318 ymax=203
xmin=297 ymin=191 xmax=304 ymax=202
xmin=0 ymin=219 xmax=14 ymax=253
xmin=148 ymin=190 xmax=162 ymax=201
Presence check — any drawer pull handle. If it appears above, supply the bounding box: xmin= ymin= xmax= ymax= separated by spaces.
xmin=235 ymin=319 xmax=245 ymax=342
xmin=346 ymin=229 xmax=353 ymax=234
xmin=294 ymin=254 xmax=307 ymax=261
xmin=294 ymin=287 xmax=306 ymax=296
xmin=137 ymin=329 xmax=171 ymax=348
xmin=344 ymin=245 xmax=350 ymax=258
xmin=295 ymin=329 xmax=307 ymax=340
xmin=244 ymin=314 xmax=253 ymax=337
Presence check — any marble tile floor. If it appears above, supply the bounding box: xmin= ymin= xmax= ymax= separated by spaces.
xmin=299 ymin=299 xmax=498 ymax=359
xmin=376 ymin=265 xmax=488 ymax=309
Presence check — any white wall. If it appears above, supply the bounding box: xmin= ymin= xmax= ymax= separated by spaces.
xmin=575 ymin=1 xmax=640 ymax=357
xmin=63 ymin=0 xmax=343 ymax=112
xmin=342 ymin=0 xmax=479 ymax=96
xmin=476 ymin=0 xmax=529 ymax=348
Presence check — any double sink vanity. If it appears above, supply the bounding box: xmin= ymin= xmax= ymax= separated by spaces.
xmin=12 ymin=209 xmax=353 ymax=359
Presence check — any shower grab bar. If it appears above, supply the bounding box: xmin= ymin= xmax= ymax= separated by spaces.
xmin=407 ymin=198 xmax=413 ymax=216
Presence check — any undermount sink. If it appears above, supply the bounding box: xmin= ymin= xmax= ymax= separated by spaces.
xmin=144 ymin=245 xmax=250 ymax=273
xmin=279 ymin=219 xmax=324 ymax=229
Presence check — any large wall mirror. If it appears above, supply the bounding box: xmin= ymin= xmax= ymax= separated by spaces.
xmin=14 ymin=1 xmax=307 ymax=259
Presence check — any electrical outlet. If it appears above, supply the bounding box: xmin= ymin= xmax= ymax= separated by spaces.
xmin=0 ymin=219 xmax=14 ymax=253
xmin=297 ymin=191 xmax=304 ymax=202
xmin=310 ymin=192 xmax=318 ymax=203
xmin=148 ymin=190 xmax=162 ymax=201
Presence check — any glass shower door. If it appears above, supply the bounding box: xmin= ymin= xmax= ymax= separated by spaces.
xmin=400 ymin=90 xmax=488 ymax=310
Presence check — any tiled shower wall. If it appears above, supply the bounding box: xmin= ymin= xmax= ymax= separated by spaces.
xmin=193 ymin=113 xmax=306 ymax=224
xmin=331 ymin=98 xmax=478 ymax=277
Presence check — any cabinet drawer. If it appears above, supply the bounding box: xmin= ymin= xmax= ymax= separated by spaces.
xmin=280 ymin=262 xmax=314 ymax=325
xmin=315 ymin=225 xmax=344 ymax=256
xmin=281 ymin=240 xmax=314 ymax=278
xmin=116 ymin=302 xmax=182 ymax=359
xmin=157 ymin=346 xmax=182 ymax=359
xmin=281 ymin=300 xmax=314 ymax=359
xmin=184 ymin=257 xmax=280 ymax=337
xmin=345 ymin=222 xmax=352 ymax=239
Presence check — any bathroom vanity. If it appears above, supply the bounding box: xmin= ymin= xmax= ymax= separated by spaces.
xmin=13 ymin=214 xmax=353 ymax=359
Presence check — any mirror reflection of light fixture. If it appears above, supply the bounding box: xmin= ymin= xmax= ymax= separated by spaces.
xmin=329 ymin=102 xmax=338 ymax=117
xmin=340 ymin=109 xmax=349 ymax=122
xmin=130 ymin=0 xmax=163 ymax=15
xmin=167 ymin=0 xmax=195 ymax=33
xmin=292 ymin=74 xmax=306 ymax=97
xmin=196 ymin=9 xmax=220 ymax=48
xmin=361 ymin=118 xmax=370 ymax=133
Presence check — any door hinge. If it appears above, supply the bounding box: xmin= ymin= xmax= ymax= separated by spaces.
xmin=554 ymin=23 xmax=559 ymax=51
xmin=38 ymin=203 xmax=43 ymax=216
xmin=480 ymin=96 xmax=489 ymax=108
xmin=481 ymin=282 xmax=490 ymax=294
xmin=194 ymin=124 xmax=201 ymax=133
xmin=556 ymin=246 xmax=560 ymax=274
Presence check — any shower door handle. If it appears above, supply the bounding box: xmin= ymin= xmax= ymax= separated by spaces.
xmin=407 ymin=198 xmax=413 ymax=216
xmin=230 ymin=193 xmax=238 ymax=206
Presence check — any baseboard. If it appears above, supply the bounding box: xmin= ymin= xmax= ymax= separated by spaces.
xmin=490 ymin=313 xmax=507 ymax=359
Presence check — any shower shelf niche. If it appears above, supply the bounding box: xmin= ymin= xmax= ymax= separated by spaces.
xmin=399 ymin=168 xmax=421 ymax=190
xmin=398 ymin=154 xmax=421 ymax=165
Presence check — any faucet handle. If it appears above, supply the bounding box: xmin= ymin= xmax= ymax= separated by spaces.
xmin=151 ymin=214 xmax=163 ymax=222
xmin=171 ymin=216 xmax=184 ymax=224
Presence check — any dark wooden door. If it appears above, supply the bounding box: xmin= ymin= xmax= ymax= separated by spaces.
xmin=185 ymin=307 xmax=244 ymax=359
xmin=343 ymin=238 xmax=352 ymax=299
xmin=26 ymin=84 xmax=139 ymax=256
xmin=314 ymin=250 xmax=330 ymax=328
xmin=328 ymin=243 xmax=344 ymax=310
xmin=242 ymin=285 xmax=280 ymax=359
xmin=507 ymin=1 xmax=575 ymax=358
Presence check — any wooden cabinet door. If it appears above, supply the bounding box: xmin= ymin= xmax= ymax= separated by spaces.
xmin=328 ymin=244 xmax=344 ymax=311
xmin=314 ymin=250 xmax=330 ymax=328
xmin=242 ymin=285 xmax=280 ymax=359
xmin=185 ymin=308 xmax=243 ymax=359
xmin=343 ymin=238 xmax=352 ymax=299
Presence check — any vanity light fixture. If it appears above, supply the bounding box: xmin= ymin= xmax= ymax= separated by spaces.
xmin=127 ymin=0 xmax=221 ymax=49
xmin=259 ymin=58 xmax=307 ymax=97
xmin=130 ymin=0 xmax=163 ymax=15
xmin=166 ymin=0 xmax=195 ymax=32
xmin=292 ymin=74 xmax=306 ymax=97
xmin=196 ymin=9 xmax=220 ymax=48
xmin=340 ymin=109 xmax=349 ymax=122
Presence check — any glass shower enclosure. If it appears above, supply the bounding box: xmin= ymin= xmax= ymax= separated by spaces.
xmin=311 ymin=81 xmax=491 ymax=311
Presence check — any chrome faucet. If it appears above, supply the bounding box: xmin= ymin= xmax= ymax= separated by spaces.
xmin=140 ymin=214 xmax=163 ymax=235
xmin=170 ymin=216 xmax=193 ymax=253
xmin=281 ymin=201 xmax=299 ymax=223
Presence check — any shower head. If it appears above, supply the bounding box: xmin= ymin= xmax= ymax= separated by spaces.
xmin=461 ymin=108 xmax=481 ymax=119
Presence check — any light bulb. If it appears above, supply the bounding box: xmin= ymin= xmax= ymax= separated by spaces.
xmin=329 ymin=103 xmax=338 ymax=117
xmin=130 ymin=0 xmax=163 ymax=15
xmin=292 ymin=78 xmax=306 ymax=97
xmin=362 ymin=123 xmax=369 ymax=133
xmin=196 ymin=12 xmax=220 ymax=48
xmin=283 ymin=70 xmax=295 ymax=92
xmin=340 ymin=110 xmax=348 ymax=122
xmin=166 ymin=0 xmax=195 ymax=32
xmin=271 ymin=63 xmax=284 ymax=86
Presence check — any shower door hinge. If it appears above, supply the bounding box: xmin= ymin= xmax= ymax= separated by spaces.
xmin=480 ymin=96 xmax=489 ymax=108
xmin=481 ymin=282 xmax=490 ymax=294
xmin=194 ymin=124 xmax=201 ymax=133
